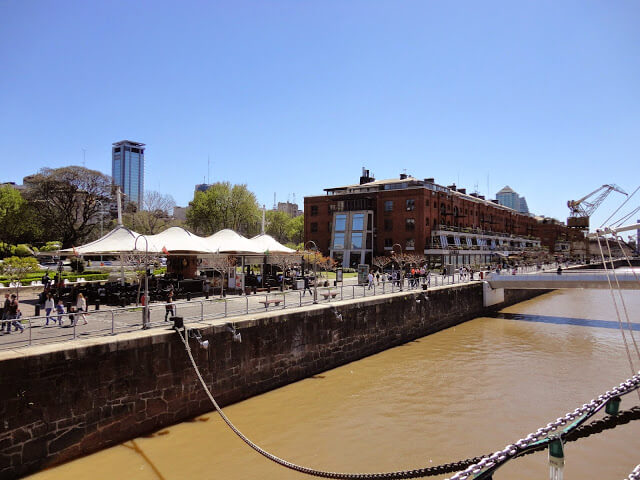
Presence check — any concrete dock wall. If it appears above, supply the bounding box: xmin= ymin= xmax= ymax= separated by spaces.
xmin=0 ymin=283 xmax=546 ymax=479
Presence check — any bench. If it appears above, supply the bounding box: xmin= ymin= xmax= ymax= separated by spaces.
xmin=321 ymin=291 xmax=338 ymax=300
xmin=259 ymin=299 xmax=282 ymax=308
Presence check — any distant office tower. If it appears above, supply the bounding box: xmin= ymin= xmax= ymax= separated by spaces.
xmin=496 ymin=185 xmax=529 ymax=214
xmin=112 ymin=140 xmax=145 ymax=206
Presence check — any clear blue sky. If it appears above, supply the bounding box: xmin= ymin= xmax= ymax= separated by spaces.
xmin=1 ymin=0 xmax=639 ymax=228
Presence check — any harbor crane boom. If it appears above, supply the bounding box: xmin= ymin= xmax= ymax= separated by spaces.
xmin=567 ymin=184 xmax=627 ymax=229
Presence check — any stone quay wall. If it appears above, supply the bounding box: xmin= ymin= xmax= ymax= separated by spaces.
xmin=0 ymin=283 xmax=546 ymax=479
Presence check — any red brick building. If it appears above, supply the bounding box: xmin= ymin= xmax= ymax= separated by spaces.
xmin=304 ymin=169 xmax=581 ymax=268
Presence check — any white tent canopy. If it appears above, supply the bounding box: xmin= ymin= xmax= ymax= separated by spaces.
xmin=250 ymin=234 xmax=296 ymax=253
xmin=205 ymin=229 xmax=263 ymax=254
xmin=59 ymin=226 xmax=145 ymax=255
xmin=61 ymin=226 xmax=298 ymax=256
xmin=146 ymin=227 xmax=214 ymax=254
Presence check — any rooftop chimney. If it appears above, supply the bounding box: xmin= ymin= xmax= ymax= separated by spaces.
xmin=458 ymin=188 xmax=466 ymax=194
xmin=424 ymin=178 xmax=434 ymax=183
xmin=359 ymin=167 xmax=375 ymax=185
xmin=447 ymin=184 xmax=457 ymax=191
xmin=400 ymin=173 xmax=408 ymax=180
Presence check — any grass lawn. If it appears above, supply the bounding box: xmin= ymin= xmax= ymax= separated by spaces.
xmin=323 ymin=272 xmax=357 ymax=279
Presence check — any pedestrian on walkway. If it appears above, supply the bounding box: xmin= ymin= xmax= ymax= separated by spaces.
xmin=302 ymin=276 xmax=312 ymax=296
xmin=55 ymin=300 xmax=66 ymax=326
xmin=44 ymin=293 xmax=56 ymax=325
xmin=1 ymin=293 xmax=9 ymax=333
xmin=6 ymin=294 xmax=24 ymax=333
xmin=367 ymin=271 xmax=374 ymax=290
xmin=164 ymin=292 xmax=175 ymax=321
xmin=76 ymin=293 xmax=88 ymax=325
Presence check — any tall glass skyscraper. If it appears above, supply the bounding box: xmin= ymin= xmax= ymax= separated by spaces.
xmin=112 ymin=140 xmax=145 ymax=206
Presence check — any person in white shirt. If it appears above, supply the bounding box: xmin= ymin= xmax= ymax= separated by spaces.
xmin=76 ymin=293 xmax=88 ymax=325
xmin=44 ymin=293 xmax=56 ymax=325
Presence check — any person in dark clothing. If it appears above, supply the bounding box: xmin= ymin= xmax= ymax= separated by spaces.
xmin=302 ymin=276 xmax=312 ymax=296
xmin=1 ymin=293 xmax=9 ymax=333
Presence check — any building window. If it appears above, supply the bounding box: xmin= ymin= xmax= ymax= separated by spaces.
xmin=406 ymin=199 xmax=415 ymax=211
xmin=311 ymin=205 xmax=318 ymax=216
xmin=425 ymin=217 xmax=429 ymax=226
xmin=384 ymin=238 xmax=393 ymax=248
xmin=352 ymin=213 xmax=364 ymax=231
xmin=384 ymin=200 xmax=393 ymax=212
xmin=405 ymin=218 xmax=415 ymax=231
xmin=384 ymin=219 xmax=393 ymax=231
xmin=351 ymin=232 xmax=363 ymax=249
xmin=335 ymin=214 xmax=347 ymax=232
xmin=433 ymin=201 xmax=437 ymax=208
xmin=333 ymin=233 xmax=345 ymax=249
xmin=311 ymin=222 xmax=318 ymax=233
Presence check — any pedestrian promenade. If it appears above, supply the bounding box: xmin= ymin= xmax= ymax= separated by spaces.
xmin=0 ymin=264 xmax=562 ymax=351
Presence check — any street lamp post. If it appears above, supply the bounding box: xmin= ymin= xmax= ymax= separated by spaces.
xmin=96 ymin=200 xmax=105 ymax=263
xmin=305 ymin=241 xmax=318 ymax=304
xmin=392 ymin=243 xmax=403 ymax=291
xmin=134 ymin=235 xmax=150 ymax=329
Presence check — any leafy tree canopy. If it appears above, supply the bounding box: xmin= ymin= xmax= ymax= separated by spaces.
xmin=187 ymin=182 xmax=260 ymax=236
xmin=24 ymin=166 xmax=112 ymax=248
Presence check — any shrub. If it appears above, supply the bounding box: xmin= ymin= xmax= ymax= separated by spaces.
xmin=69 ymin=257 xmax=85 ymax=273
xmin=13 ymin=244 xmax=34 ymax=257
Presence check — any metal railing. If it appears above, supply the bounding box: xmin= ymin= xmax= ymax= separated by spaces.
xmin=0 ymin=262 xmax=585 ymax=351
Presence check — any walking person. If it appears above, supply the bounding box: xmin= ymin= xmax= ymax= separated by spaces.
xmin=44 ymin=293 xmax=56 ymax=325
xmin=1 ymin=293 xmax=9 ymax=333
xmin=7 ymin=294 xmax=24 ymax=333
xmin=55 ymin=300 xmax=66 ymax=326
xmin=75 ymin=293 xmax=88 ymax=325
xmin=302 ymin=275 xmax=312 ymax=296
xmin=367 ymin=271 xmax=374 ymax=290
xmin=164 ymin=292 xmax=175 ymax=321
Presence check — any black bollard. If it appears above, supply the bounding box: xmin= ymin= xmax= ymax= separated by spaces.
xmin=35 ymin=304 xmax=40 ymax=316
xmin=95 ymin=300 xmax=100 ymax=311
xmin=187 ymin=292 xmax=191 ymax=301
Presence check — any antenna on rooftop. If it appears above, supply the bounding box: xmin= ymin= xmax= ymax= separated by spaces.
xmin=273 ymin=192 xmax=276 ymax=210
xmin=207 ymin=154 xmax=210 ymax=184
xmin=82 ymin=148 xmax=86 ymax=167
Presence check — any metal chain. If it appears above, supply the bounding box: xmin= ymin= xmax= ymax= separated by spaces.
xmin=627 ymin=464 xmax=640 ymax=480
xmin=177 ymin=326 xmax=640 ymax=480
xmin=447 ymin=371 xmax=640 ymax=480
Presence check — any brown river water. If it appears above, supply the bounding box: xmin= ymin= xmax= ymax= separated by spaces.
xmin=28 ymin=288 xmax=640 ymax=480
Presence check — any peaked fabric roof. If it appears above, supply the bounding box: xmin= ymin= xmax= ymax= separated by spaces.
xmin=62 ymin=226 xmax=298 ymax=255
xmin=250 ymin=234 xmax=296 ymax=253
xmin=146 ymin=227 xmax=214 ymax=253
xmin=59 ymin=226 xmax=145 ymax=254
xmin=205 ymin=229 xmax=263 ymax=254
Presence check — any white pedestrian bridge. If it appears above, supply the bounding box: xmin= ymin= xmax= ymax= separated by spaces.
xmin=486 ymin=270 xmax=640 ymax=290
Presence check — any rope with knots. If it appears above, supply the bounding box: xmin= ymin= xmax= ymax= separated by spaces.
xmin=176 ymin=326 xmax=640 ymax=479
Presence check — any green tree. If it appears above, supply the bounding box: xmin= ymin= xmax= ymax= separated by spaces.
xmin=24 ymin=166 xmax=112 ymax=248
xmin=0 ymin=256 xmax=39 ymax=296
xmin=187 ymin=182 xmax=260 ymax=236
xmin=266 ymin=210 xmax=291 ymax=243
xmin=286 ymin=215 xmax=304 ymax=245
xmin=0 ymin=186 xmax=42 ymax=257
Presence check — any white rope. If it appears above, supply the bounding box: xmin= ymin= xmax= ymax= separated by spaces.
xmin=595 ymin=236 xmax=640 ymax=401
xmin=600 ymin=185 xmax=640 ymax=228
xmin=607 ymin=236 xmax=640 ymax=363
